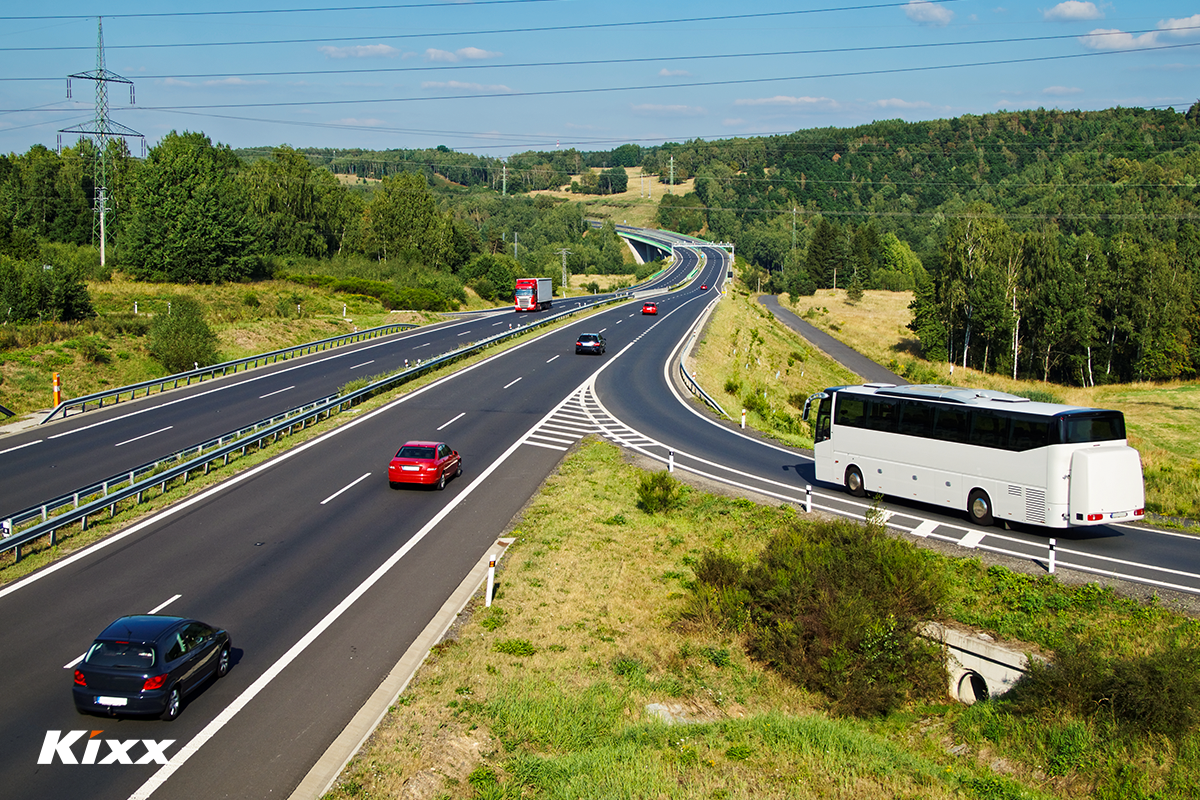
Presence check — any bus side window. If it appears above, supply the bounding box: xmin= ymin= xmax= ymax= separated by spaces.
xmin=865 ymin=397 xmax=899 ymax=433
xmin=934 ymin=407 xmax=968 ymax=441
xmin=834 ymin=396 xmax=865 ymax=428
xmin=1009 ymin=416 xmax=1050 ymax=451
xmin=899 ymin=400 xmax=934 ymax=438
xmin=814 ymin=397 xmax=832 ymax=443
xmin=969 ymin=411 xmax=1008 ymax=448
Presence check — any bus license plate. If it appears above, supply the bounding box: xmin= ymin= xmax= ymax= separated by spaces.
xmin=1110 ymin=512 xmax=1127 ymax=519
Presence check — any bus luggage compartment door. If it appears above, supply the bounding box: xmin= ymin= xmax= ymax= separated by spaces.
xmin=1068 ymin=446 xmax=1145 ymax=525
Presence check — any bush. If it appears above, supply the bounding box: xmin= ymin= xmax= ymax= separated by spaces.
xmin=148 ymin=296 xmax=219 ymax=373
xmin=723 ymin=377 xmax=742 ymax=396
xmin=687 ymin=517 xmax=949 ymax=717
xmin=636 ymin=471 xmax=684 ymax=514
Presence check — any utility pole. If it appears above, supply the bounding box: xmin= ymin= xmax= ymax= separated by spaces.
xmin=669 ymin=156 xmax=674 ymax=193
xmin=59 ymin=17 xmax=144 ymax=267
xmin=555 ymin=248 xmax=571 ymax=297
xmin=513 ymin=231 xmax=518 ymax=262
xmin=502 ymin=162 xmax=507 ymax=196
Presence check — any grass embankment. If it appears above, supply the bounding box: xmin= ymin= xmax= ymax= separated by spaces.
xmin=701 ymin=285 xmax=1199 ymax=521
xmin=325 ymin=440 xmax=1200 ymax=800
xmin=688 ymin=288 xmax=857 ymax=449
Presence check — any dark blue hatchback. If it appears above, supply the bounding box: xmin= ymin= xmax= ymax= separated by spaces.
xmin=73 ymin=615 xmax=232 ymax=721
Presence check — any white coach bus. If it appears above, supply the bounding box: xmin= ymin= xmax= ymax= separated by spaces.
xmin=802 ymin=384 xmax=1145 ymax=528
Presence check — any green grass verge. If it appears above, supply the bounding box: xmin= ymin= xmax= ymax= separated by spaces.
xmin=323 ymin=440 xmax=1199 ymax=800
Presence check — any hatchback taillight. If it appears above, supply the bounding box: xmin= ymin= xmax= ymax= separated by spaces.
xmin=74 ymin=670 xmax=87 ymax=687
xmin=142 ymin=674 xmax=167 ymax=692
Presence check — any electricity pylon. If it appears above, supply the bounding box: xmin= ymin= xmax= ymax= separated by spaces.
xmin=58 ymin=18 xmax=145 ymax=267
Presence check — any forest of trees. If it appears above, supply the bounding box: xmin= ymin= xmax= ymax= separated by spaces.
xmin=5 ymin=106 xmax=1200 ymax=384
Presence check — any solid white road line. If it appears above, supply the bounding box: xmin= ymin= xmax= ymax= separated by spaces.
xmin=64 ymin=593 xmax=183 ymax=669
xmin=259 ymin=386 xmax=295 ymax=399
xmin=114 ymin=426 xmax=173 ymax=448
xmin=437 ymin=412 xmax=465 ymax=431
xmin=0 ymin=439 xmax=43 ymax=455
xmin=320 ymin=473 xmax=372 ymax=506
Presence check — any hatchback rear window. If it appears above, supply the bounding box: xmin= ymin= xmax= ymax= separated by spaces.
xmin=85 ymin=641 xmax=156 ymax=669
xmin=397 ymin=446 xmax=436 ymax=459
xmin=579 ymin=335 xmax=598 ymax=342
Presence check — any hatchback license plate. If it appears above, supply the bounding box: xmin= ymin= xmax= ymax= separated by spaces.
xmin=97 ymin=696 xmax=128 ymax=707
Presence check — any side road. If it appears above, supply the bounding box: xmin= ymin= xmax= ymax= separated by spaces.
xmin=758 ymin=294 xmax=908 ymax=386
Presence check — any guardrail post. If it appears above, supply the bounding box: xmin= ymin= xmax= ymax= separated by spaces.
xmin=1048 ymin=538 xmax=1056 ymax=574
xmin=73 ymin=491 xmax=79 ymax=509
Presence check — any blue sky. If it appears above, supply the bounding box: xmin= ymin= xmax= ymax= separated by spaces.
xmin=3 ymin=1 xmax=1200 ymax=157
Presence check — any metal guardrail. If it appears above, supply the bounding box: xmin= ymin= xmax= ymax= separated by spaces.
xmin=1 ymin=293 xmax=623 ymax=562
xmin=3 ymin=393 xmax=338 ymax=533
xmin=40 ymin=321 xmax=418 ymax=423
xmin=677 ymin=272 xmax=731 ymax=419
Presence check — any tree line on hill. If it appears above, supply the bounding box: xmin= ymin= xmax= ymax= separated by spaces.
xmin=5 ymin=105 xmax=1200 ymax=383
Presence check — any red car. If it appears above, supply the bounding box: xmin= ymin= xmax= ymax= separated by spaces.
xmin=700 ymin=284 xmax=708 ymax=290
xmin=641 ymin=302 xmax=658 ymax=315
xmin=388 ymin=441 xmax=462 ymax=490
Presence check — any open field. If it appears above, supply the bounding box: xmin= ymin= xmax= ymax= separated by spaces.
xmin=533 ymin=167 xmax=695 ymax=230
xmin=324 ymin=440 xmax=1200 ymax=800
xmin=778 ymin=288 xmax=1200 ymax=521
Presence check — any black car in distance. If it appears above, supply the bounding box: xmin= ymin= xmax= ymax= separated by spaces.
xmin=575 ymin=332 xmax=606 ymax=355
xmin=73 ymin=615 xmax=232 ymax=720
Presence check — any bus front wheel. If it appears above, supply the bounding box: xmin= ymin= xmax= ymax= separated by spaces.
xmin=968 ymin=489 xmax=994 ymax=526
xmin=844 ymin=465 xmax=866 ymax=498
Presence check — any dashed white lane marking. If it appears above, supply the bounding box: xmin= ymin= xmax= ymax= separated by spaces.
xmin=911 ymin=520 xmax=938 ymax=538
xmin=959 ymin=530 xmax=986 ymax=549
xmin=546 ymin=355 xmax=560 ymax=363
xmin=503 ymin=377 xmax=523 ymax=389
xmin=320 ymin=473 xmax=372 ymax=506
xmin=259 ymin=385 xmax=295 ymax=399
xmin=115 ymin=426 xmax=173 ymax=448
xmin=438 ymin=412 xmax=466 ymax=431
xmin=0 ymin=439 xmax=43 ymax=455
xmin=349 ymin=361 xmax=374 ymax=370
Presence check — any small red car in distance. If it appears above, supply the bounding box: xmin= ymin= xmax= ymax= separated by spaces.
xmin=700 ymin=283 xmax=708 ymax=290
xmin=641 ymin=301 xmax=658 ymax=315
xmin=389 ymin=441 xmax=462 ymax=490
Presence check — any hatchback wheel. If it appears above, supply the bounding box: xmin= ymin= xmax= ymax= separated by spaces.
xmin=161 ymin=685 xmax=182 ymax=721
xmin=216 ymin=645 xmax=231 ymax=678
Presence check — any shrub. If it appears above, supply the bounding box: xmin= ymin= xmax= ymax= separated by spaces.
xmin=723 ymin=377 xmax=742 ymax=396
xmin=687 ymin=517 xmax=949 ymax=717
xmin=148 ymin=296 xmax=219 ymax=373
xmin=636 ymin=471 xmax=683 ymax=514
xmin=494 ymin=638 xmax=537 ymax=657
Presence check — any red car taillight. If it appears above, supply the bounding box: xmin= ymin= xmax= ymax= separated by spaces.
xmin=74 ymin=670 xmax=86 ymax=687
xmin=142 ymin=674 xmax=167 ymax=692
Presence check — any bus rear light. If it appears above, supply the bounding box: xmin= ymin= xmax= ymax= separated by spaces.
xmin=1134 ymin=508 xmax=1144 ymax=517
xmin=1087 ymin=513 xmax=1103 ymax=521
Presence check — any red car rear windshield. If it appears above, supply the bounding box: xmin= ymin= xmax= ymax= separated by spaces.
xmin=397 ymin=446 xmax=436 ymax=459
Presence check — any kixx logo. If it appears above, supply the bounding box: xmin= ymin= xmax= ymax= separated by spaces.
xmin=38 ymin=730 xmax=175 ymax=765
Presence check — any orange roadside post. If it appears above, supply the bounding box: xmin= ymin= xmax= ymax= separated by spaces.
xmin=53 ymin=372 xmax=61 ymax=406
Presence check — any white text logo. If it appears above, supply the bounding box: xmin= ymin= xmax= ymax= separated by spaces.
xmin=37 ymin=730 xmax=175 ymax=765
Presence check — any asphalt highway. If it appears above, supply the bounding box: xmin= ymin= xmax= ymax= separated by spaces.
xmin=0 ymin=250 xmax=688 ymax=521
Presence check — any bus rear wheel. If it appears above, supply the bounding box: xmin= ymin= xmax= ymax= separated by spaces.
xmin=968 ymin=489 xmax=994 ymax=526
xmin=844 ymin=465 xmax=866 ymax=498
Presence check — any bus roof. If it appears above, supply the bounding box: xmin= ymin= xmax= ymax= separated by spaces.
xmin=834 ymin=383 xmax=1111 ymax=418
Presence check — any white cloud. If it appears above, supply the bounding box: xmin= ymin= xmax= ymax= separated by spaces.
xmin=904 ymin=1 xmax=954 ymax=27
xmin=659 ymin=68 xmax=690 ymax=77
xmin=163 ymin=78 xmax=195 ymax=87
xmin=1043 ymin=85 xmax=1083 ymax=96
xmin=630 ymin=103 xmax=706 ymax=117
xmin=318 ymin=44 xmax=400 ymax=59
xmin=424 ymin=47 xmax=501 ymax=62
xmin=203 ymin=77 xmax=267 ymax=87
xmin=1043 ymin=2 xmax=1103 ymax=22
xmin=421 ymin=80 xmax=512 ymax=93
xmin=873 ymin=98 xmax=933 ymax=109
xmin=1083 ymin=15 xmax=1200 ymax=50
xmin=329 ymin=118 xmax=389 ymax=127
xmin=735 ymin=95 xmax=840 ymax=109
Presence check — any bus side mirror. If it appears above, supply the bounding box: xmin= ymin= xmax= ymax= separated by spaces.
xmin=802 ymin=392 xmax=828 ymax=422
